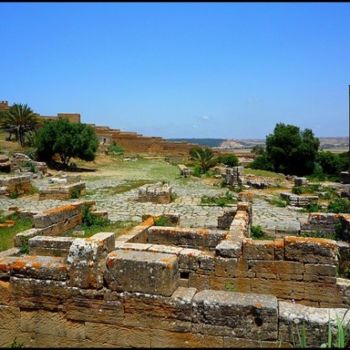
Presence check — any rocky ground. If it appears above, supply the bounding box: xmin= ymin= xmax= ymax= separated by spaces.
xmin=0 ymin=157 xmax=309 ymax=234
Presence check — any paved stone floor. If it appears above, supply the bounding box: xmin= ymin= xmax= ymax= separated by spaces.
xmin=0 ymin=175 xmax=308 ymax=233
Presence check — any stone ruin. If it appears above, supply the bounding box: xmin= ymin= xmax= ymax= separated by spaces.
xmin=0 ymin=174 xmax=33 ymax=197
xmin=280 ymin=192 xmax=319 ymax=207
xmin=178 ymin=164 xmax=192 ymax=177
xmin=138 ymin=182 xmax=173 ymax=204
xmin=225 ymin=166 xmax=244 ymax=187
xmin=38 ymin=174 xmax=86 ymax=200
xmin=1 ymin=200 xmax=350 ymax=347
xmin=0 ymin=153 xmax=47 ymax=175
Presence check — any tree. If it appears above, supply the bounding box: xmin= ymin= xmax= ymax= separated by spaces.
xmin=217 ymin=153 xmax=239 ymax=167
xmin=0 ymin=103 xmax=39 ymax=147
xmin=36 ymin=118 xmax=99 ymax=167
xmin=190 ymin=146 xmax=217 ymax=173
xmin=265 ymin=123 xmax=319 ymax=176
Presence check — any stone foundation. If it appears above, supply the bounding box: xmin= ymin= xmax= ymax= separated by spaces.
xmin=1 ymin=201 xmax=350 ymax=347
xmin=138 ymin=182 xmax=173 ymax=204
xmin=0 ymin=175 xmax=32 ymax=197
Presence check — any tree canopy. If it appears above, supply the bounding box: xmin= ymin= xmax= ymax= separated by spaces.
xmin=36 ymin=118 xmax=99 ymax=167
xmin=250 ymin=123 xmax=320 ymax=176
xmin=0 ymin=103 xmax=39 ymax=147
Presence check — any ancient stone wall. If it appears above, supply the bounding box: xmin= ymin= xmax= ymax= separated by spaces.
xmin=0 ymin=175 xmax=32 ymax=197
xmin=1 ymin=201 xmax=350 ymax=347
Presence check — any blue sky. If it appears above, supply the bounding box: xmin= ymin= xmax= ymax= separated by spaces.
xmin=0 ymin=2 xmax=349 ymax=139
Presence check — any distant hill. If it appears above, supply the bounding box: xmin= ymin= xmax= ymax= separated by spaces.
xmin=168 ymin=137 xmax=349 ymax=152
xmin=167 ymin=138 xmax=226 ymax=148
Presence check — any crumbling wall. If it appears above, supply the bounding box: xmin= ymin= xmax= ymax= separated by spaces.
xmin=0 ymin=175 xmax=32 ymax=197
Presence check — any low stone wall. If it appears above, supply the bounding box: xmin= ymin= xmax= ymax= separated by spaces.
xmin=14 ymin=201 xmax=98 ymax=247
xmin=39 ymin=182 xmax=86 ymax=200
xmin=225 ymin=166 xmax=244 ymax=186
xmin=2 ymin=202 xmax=350 ymax=347
xmin=138 ymin=183 xmax=173 ymax=204
xmin=0 ymin=230 xmax=350 ymax=347
xmin=281 ymin=192 xmax=319 ymax=207
xmin=0 ymin=175 xmax=32 ymax=197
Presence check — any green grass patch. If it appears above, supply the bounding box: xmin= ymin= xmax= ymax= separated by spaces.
xmin=268 ymin=196 xmax=288 ymax=207
xmin=200 ymin=191 xmax=237 ymax=207
xmin=243 ymin=168 xmax=285 ymax=180
xmin=154 ymin=216 xmax=173 ymax=227
xmin=0 ymin=213 xmax=33 ymax=252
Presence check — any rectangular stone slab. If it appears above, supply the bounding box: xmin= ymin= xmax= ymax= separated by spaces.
xmin=192 ymin=290 xmax=278 ymax=341
xmin=105 ymin=249 xmax=179 ymax=296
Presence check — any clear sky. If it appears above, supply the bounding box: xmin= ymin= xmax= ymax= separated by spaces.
xmin=0 ymin=2 xmax=349 ymax=139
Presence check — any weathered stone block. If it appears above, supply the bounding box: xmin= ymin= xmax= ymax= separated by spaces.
xmin=67 ymin=232 xmax=115 ymax=289
xmin=29 ymin=236 xmax=74 ymax=257
xmin=279 ymin=300 xmax=350 ymax=347
xmin=243 ymin=239 xmax=275 ymax=260
xmin=284 ymin=236 xmax=338 ymax=264
xmin=105 ymin=249 xmax=179 ymax=296
xmin=193 ymin=290 xmax=278 ymax=340
xmin=0 ymin=255 xmax=68 ymax=281
xmin=215 ymin=239 xmax=242 ymax=258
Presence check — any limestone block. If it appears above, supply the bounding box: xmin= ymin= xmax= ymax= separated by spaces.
xmin=214 ymin=257 xmax=238 ymax=277
xmin=20 ymin=310 xmax=85 ymax=340
xmin=247 ymin=260 xmax=304 ymax=281
xmin=147 ymin=226 xmax=226 ymax=250
xmin=29 ymin=236 xmax=75 ymax=257
xmin=33 ymin=204 xmax=80 ymax=228
xmin=178 ymin=248 xmax=203 ymax=270
xmin=85 ymin=321 xmax=151 ymax=347
xmin=65 ymin=296 xmax=124 ymax=324
xmin=67 ymin=232 xmax=115 ymax=289
xmin=147 ymin=244 xmax=183 ymax=255
xmin=105 ymin=249 xmax=179 ymax=296
xmin=39 ymin=213 xmax=82 ymax=236
xmin=10 ymin=277 xmax=69 ymax=311
xmin=215 ymin=239 xmax=242 ymax=258
xmin=279 ymin=300 xmax=350 ymax=347
xmin=284 ymin=236 xmax=338 ymax=264
xmin=0 ymin=255 xmax=68 ymax=281
xmin=243 ymin=239 xmax=275 ymax=260
xmin=0 ymin=247 xmax=20 ymax=258
xmin=192 ymin=290 xmax=278 ymax=340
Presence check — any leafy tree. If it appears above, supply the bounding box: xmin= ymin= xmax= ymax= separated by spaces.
xmin=251 ymin=145 xmax=265 ymax=156
xmin=265 ymin=123 xmax=320 ymax=176
xmin=189 ymin=146 xmax=217 ymax=173
xmin=315 ymin=151 xmax=349 ymax=176
xmin=217 ymin=153 xmax=239 ymax=167
xmin=0 ymin=104 xmax=39 ymax=147
xmin=36 ymin=118 xmax=99 ymax=167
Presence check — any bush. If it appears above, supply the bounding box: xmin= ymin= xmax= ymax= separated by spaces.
xmin=217 ymin=154 xmax=239 ymax=167
xmin=251 ymin=225 xmax=264 ymax=239
xmin=82 ymin=205 xmax=110 ymax=227
xmin=268 ymin=197 xmax=288 ymax=207
xmin=154 ymin=216 xmax=172 ymax=226
xmin=328 ymin=198 xmax=350 ymax=214
xmin=192 ymin=165 xmax=202 ymax=177
xmin=36 ymin=118 xmax=99 ymax=167
xmin=108 ymin=141 xmax=124 ymax=155
xmin=292 ymin=186 xmax=303 ymax=195
xmin=248 ymin=153 xmax=274 ymax=171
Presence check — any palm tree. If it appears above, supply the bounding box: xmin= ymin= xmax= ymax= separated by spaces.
xmin=0 ymin=104 xmax=39 ymax=147
xmin=190 ymin=146 xmax=216 ymax=173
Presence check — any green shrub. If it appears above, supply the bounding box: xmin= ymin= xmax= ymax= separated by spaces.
xmin=154 ymin=216 xmax=172 ymax=226
xmin=303 ymin=203 xmax=322 ymax=213
xmin=9 ymin=190 xmax=18 ymax=199
xmin=217 ymin=154 xmax=239 ymax=167
xmin=200 ymin=191 xmax=236 ymax=207
xmin=328 ymin=198 xmax=350 ymax=214
xmin=268 ymin=197 xmax=288 ymax=207
xmin=292 ymin=186 xmax=303 ymax=195
xmin=251 ymin=225 xmax=264 ymax=239
xmin=70 ymin=188 xmax=80 ymax=199
xmin=108 ymin=141 xmax=124 ymax=155
xmin=192 ymin=165 xmax=202 ymax=177
xmin=82 ymin=205 xmax=110 ymax=227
